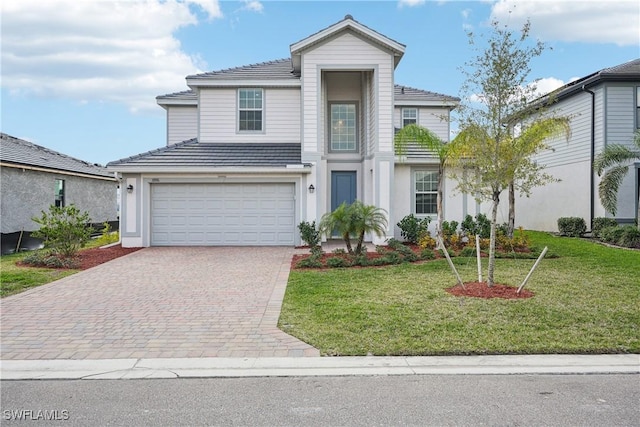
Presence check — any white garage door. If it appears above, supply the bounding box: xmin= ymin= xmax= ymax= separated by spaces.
xmin=151 ymin=183 xmax=295 ymax=246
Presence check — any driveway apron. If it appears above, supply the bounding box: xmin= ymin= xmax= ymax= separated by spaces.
xmin=1 ymin=247 xmax=319 ymax=360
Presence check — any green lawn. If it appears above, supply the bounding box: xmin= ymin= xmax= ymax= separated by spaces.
xmin=279 ymin=231 xmax=640 ymax=355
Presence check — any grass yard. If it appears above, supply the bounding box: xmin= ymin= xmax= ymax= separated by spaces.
xmin=279 ymin=231 xmax=640 ymax=355
xmin=0 ymin=252 xmax=78 ymax=298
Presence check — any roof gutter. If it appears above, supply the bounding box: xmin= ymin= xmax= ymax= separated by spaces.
xmin=582 ymin=85 xmax=596 ymax=230
xmin=0 ymin=162 xmax=116 ymax=181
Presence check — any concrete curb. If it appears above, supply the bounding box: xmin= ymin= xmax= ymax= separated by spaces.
xmin=1 ymin=354 xmax=638 ymax=380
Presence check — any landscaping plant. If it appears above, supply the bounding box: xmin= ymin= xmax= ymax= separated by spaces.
xmin=31 ymin=205 xmax=92 ymax=259
xmin=319 ymin=201 xmax=387 ymax=256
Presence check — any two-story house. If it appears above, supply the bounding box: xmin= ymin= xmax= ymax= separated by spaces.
xmin=108 ymin=15 xmax=464 ymax=247
xmin=515 ymin=58 xmax=640 ymax=231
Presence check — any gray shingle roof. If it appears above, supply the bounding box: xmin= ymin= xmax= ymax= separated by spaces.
xmin=107 ymin=139 xmax=302 ymax=168
xmin=156 ymin=90 xmax=197 ymax=101
xmin=1 ymin=133 xmax=114 ymax=179
xmin=394 ymin=84 xmax=460 ymax=103
xmin=187 ymin=58 xmax=299 ymax=81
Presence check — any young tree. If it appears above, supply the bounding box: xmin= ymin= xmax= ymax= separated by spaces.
xmin=394 ymin=124 xmax=450 ymax=240
xmin=593 ymin=131 xmax=640 ymax=230
xmin=450 ymin=19 xmax=570 ymax=287
xmin=32 ymin=204 xmax=92 ymax=258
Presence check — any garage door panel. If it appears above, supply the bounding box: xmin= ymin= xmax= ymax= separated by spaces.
xmin=151 ymin=183 xmax=295 ymax=246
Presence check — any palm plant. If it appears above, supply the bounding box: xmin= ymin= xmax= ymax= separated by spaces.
xmin=319 ymin=201 xmax=388 ymax=255
xmin=593 ymin=131 xmax=640 ymax=229
xmin=394 ymin=124 xmax=449 ymax=240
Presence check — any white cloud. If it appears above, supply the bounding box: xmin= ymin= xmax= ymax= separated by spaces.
xmin=491 ymin=0 xmax=640 ymax=46
xmin=1 ymin=0 xmax=223 ymax=113
xmin=240 ymin=0 xmax=264 ymax=13
xmin=398 ymin=0 xmax=426 ymax=8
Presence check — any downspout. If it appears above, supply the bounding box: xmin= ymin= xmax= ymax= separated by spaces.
xmin=582 ymin=85 xmax=595 ymax=230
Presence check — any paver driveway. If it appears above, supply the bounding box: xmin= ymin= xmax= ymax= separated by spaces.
xmin=0 ymin=247 xmax=319 ymax=360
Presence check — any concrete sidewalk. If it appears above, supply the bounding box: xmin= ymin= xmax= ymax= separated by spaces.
xmin=2 ymin=354 xmax=638 ymax=380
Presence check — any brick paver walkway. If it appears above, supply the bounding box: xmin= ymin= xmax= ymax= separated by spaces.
xmin=0 ymin=247 xmax=319 ymax=360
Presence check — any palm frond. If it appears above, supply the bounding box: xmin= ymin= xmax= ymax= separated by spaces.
xmin=598 ymin=164 xmax=629 ymax=215
xmin=594 ymin=144 xmax=639 ymax=175
xmin=394 ymin=124 xmax=446 ymax=158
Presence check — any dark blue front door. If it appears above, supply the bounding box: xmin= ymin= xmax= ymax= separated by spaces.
xmin=331 ymin=171 xmax=357 ymax=212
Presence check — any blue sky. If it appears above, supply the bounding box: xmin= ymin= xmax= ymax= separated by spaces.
xmin=2 ymin=0 xmax=639 ymax=165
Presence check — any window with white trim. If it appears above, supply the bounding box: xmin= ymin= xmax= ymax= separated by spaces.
xmin=402 ymin=108 xmax=417 ymax=127
xmin=238 ymin=88 xmax=263 ymax=131
xmin=414 ymin=170 xmax=437 ymax=215
xmin=330 ymin=103 xmax=357 ymax=151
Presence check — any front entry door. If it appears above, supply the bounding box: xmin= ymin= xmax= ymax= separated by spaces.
xmin=331 ymin=171 xmax=357 ymax=212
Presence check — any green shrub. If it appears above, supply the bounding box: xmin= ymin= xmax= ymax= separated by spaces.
xmin=332 ymin=248 xmax=347 ymax=255
xmin=22 ymin=251 xmax=79 ymax=269
xmin=458 ymin=246 xmax=477 ymax=257
xmin=296 ymin=255 xmax=323 ymax=269
xmin=599 ymin=226 xmax=624 ymax=244
xmin=460 ymin=213 xmax=491 ymax=238
xmin=352 ymin=255 xmax=370 ymax=267
xmin=310 ymin=246 xmax=324 ymax=256
xmin=592 ymin=217 xmax=618 ymax=238
xmin=31 ymin=205 xmax=92 ymax=258
xmin=420 ymin=248 xmax=435 ymax=260
xmin=298 ymin=221 xmax=321 ymax=249
xmin=380 ymin=251 xmax=403 ymax=265
xmin=95 ymin=222 xmax=119 ymax=246
xmin=618 ymin=226 xmax=640 ymax=248
xmin=397 ymin=214 xmax=431 ymax=244
xmin=441 ymin=220 xmax=459 ymax=238
xmin=557 ymin=217 xmax=587 ymax=237
xmin=386 ymin=238 xmax=404 ymax=250
xmin=327 ymin=256 xmax=351 ymax=268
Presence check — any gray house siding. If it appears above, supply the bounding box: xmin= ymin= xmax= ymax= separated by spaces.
xmin=0 ymin=166 xmax=117 ymax=234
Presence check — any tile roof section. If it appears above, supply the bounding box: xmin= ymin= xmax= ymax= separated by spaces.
xmin=156 ymin=90 xmax=197 ymax=101
xmin=187 ymin=58 xmax=299 ymax=81
xmin=394 ymin=84 xmax=460 ymax=103
xmin=1 ymin=133 xmax=114 ymax=179
xmin=107 ymin=139 xmax=302 ymax=168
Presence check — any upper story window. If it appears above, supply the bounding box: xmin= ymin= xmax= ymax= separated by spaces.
xmin=636 ymin=87 xmax=640 ymax=128
xmin=414 ymin=170 xmax=437 ymax=215
xmin=238 ymin=88 xmax=263 ymax=131
xmin=402 ymin=108 xmax=417 ymax=128
xmin=55 ymin=179 xmax=65 ymax=207
xmin=330 ymin=103 xmax=357 ymax=151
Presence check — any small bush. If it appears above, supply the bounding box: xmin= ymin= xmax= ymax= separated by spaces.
xmin=296 ymin=255 xmax=323 ymax=269
xmin=310 ymin=246 xmax=324 ymax=256
xmin=95 ymin=222 xmax=119 ymax=246
xmin=31 ymin=205 xmax=92 ymax=258
xmin=352 ymin=255 xmax=370 ymax=267
xmin=602 ymin=225 xmax=640 ymax=248
xmin=298 ymin=221 xmax=321 ymax=249
xmin=441 ymin=220 xmax=459 ymax=238
xmin=420 ymin=248 xmax=435 ymax=260
xmin=332 ymin=248 xmax=347 ymax=255
xmin=592 ymin=217 xmax=618 ymax=238
xmin=22 ymin=251 xmax=79 ymax=269
xmin=380 ymin=251 xmax=404 ymax=265
xmin=327 ymin=256 xmax=351 ymax=268
xmin=375 ymin=245 xmax=388 ymax=254
xmin=458 ymin=246 xmax=477 ymax=257
xmin=461 ymin=213 xmax=491 ymax=238
xmin=557 ymin=217 xmax=587 ymax=237
xmin=397 ymin=214 xmax=431 ymax=244
xmin=418 ymin=233 xmax=436 ymax=250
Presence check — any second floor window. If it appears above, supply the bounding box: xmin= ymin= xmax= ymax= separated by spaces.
xmin=238 ymin=88 xmax=263 ymax=131
xmin=330 ymin=103 xmax=357 ymax=151
xmin=402 ymin=108 xmax=417 ymax=127
xmin=55 ymin=179 xmax=65 ymax=207
xmin=636 ymin=87 xmax=640 ymax=129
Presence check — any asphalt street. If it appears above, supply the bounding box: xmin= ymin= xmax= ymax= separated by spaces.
xmin=2 ymin=374 xmax=638 ymax=426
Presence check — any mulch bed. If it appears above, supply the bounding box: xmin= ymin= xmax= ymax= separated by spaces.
xmin=75 ymin=245 xmax=142 ymax=270
xmin=446 ymin=281 xmax=534 ymax=299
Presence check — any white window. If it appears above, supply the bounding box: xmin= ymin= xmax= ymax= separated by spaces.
xmin=414 ymin=171 xmax=437 ymax=215
xmin=238 ymin=88 xmax=263 ymax=131
xmin=402 ymin=108 xmax=417 ymax=127
xmin=330 ymin=103 xmax=357 ymax=151
xmin=636 ymin=87 xmax=640 ymax=128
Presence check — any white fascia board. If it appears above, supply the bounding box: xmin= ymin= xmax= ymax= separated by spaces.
xmin=290 ymin=20 xmax=405 ymax=56
xmin=156 ymin=98 xmax=197 ymax=107
xmin=186 ymin=79 xmax=301 ymax=88
xmin=394 ymin=100 xmax=459 ymax=108
xmin=106 ymin=166 xmax=312 ymax=174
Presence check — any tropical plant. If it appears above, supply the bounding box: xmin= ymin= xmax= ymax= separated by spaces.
xmin=593 ymin=131 xmax=640 ymax=230
xmin=396 ymin=214 xmax=431 ymax=245
xmin=31 ymin=205 xmax=92 ymax=258
xmin=394 ymin=124 xmax=449 ymax=239
xmin=298 ymin=220 xmax=321 ymax=249
xmin=318 ymin=201 xmax=388 ymax=256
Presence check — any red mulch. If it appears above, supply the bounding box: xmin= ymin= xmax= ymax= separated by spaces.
xmin=75 ymin=245 xmax=142 ymax=269
xmin=447 ymin=281 xmax=534 ymax=299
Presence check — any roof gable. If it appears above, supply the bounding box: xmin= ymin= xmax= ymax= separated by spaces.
xmin=290 ymin=15 xmax=405 ymax=72
xmin=1 ymin=133 xmax=113 ymax=179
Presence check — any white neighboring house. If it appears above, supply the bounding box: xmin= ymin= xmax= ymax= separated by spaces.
xmin=515 ymin=58 xmax=640 ymax=232
xmin=108 ymin=15 xmax=481 ymax=248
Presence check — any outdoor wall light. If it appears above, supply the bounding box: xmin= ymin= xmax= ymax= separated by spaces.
xmin=308 ymin=184 xmax=315 ymax=193
xmin=127 ymin=184 xmax=134 ymax=194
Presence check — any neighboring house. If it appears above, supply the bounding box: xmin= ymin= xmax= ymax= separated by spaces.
xmin=516 ymin=58 xmax=640 ymax=231
xmin=108 ymin=15 xmax=471 ymax=248
xmin=1 ymin=133 xmax=118 ymax=245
